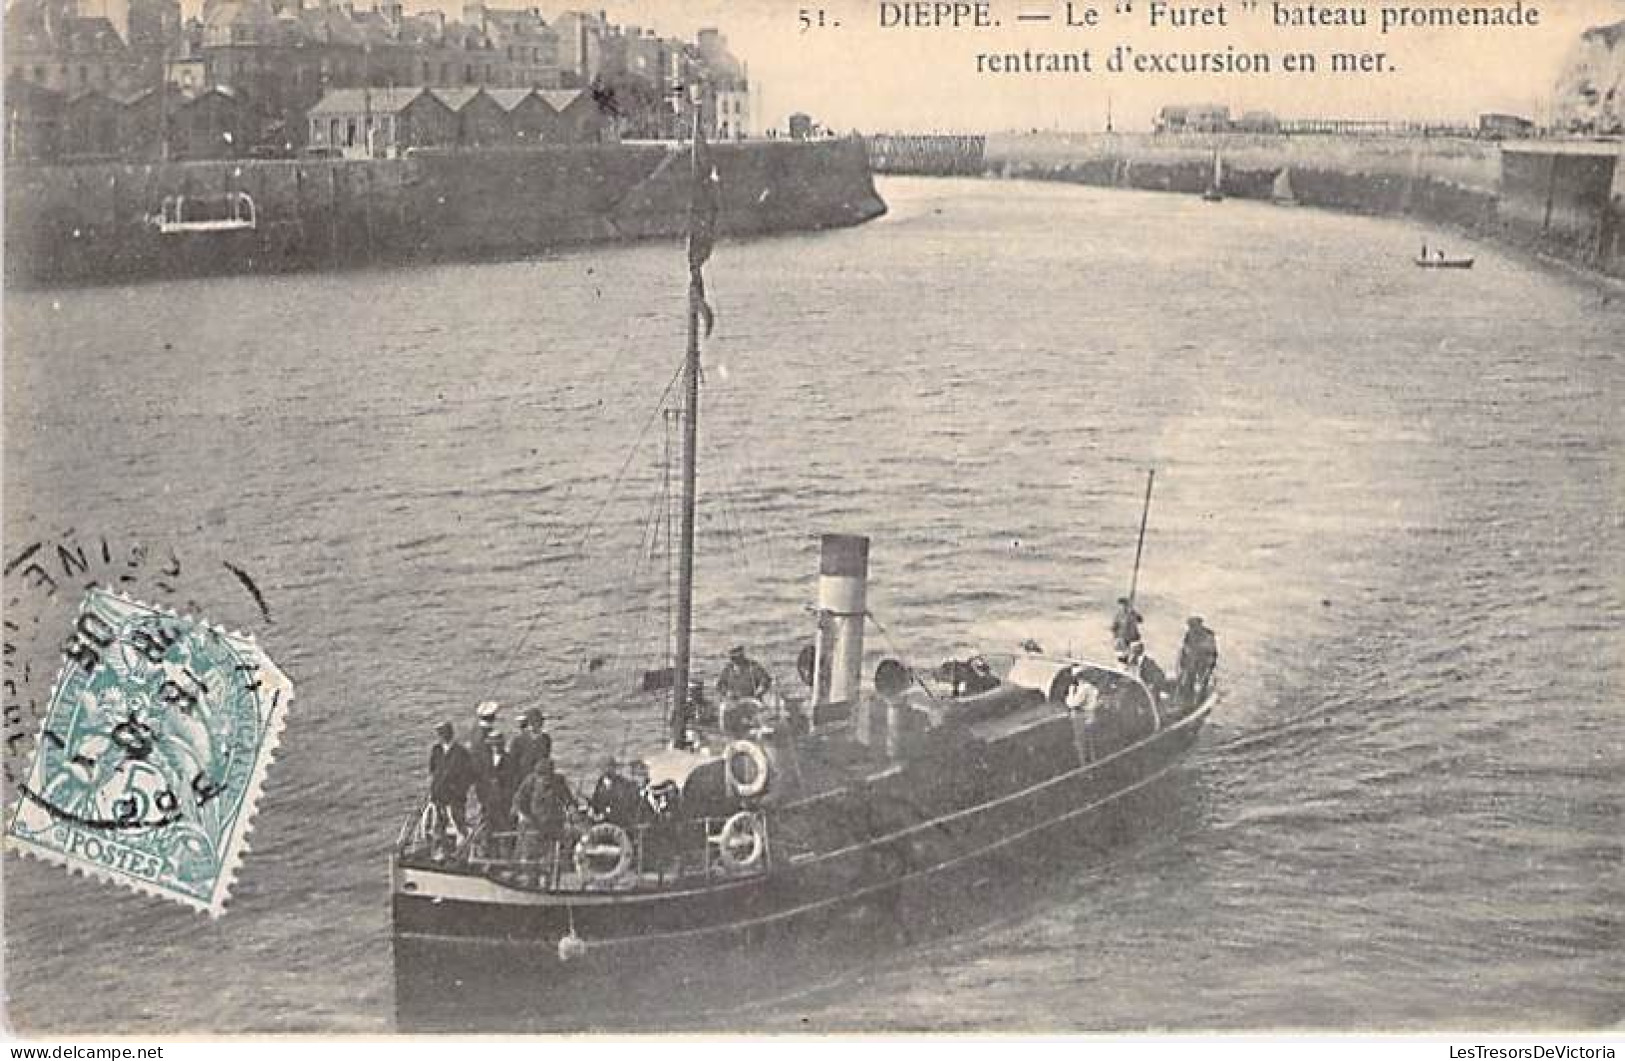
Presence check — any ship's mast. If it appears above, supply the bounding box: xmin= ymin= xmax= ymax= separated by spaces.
xmin=669 ymin=96 xmax=704 ymax=747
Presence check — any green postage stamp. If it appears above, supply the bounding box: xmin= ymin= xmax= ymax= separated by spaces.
xmin=6 ymin=587 xmax=291 ymax=915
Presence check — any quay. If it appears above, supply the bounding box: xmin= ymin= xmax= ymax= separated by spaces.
xmin=4 ymin=138 xmax=887 ymax=287
xmin=866 ymin=131 xmax=1625 ymax=280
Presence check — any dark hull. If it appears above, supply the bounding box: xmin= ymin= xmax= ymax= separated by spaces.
xmin=1414 ymin=257 xmax=1474 ymax=269
xmin=392 ymin=698 xmax=1213 ymax=1031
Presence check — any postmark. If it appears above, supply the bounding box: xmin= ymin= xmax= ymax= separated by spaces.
xmin=4 ymin=529 xmax=274 ymax=786
xmin=6 ymin=587 xmax=291 ymax=915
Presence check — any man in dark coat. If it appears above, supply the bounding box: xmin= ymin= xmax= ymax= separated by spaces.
xmin=499 ymin=708 xmax=546 ymax=827
xmin=717 ymin=645 xmax=772 ymax=701
xmin=512 ymin=753 xmax=575 ymax=885
xmin=1127 ymin=642 xmax=1170 ymax=706
xmin=1112 ymin=597 xmax=1144 ymax=660
xmin=428 ymin=721 xmax=474 ymax=850
xmin=1177 ymin=617 xmax=1219 ymax=705
xmin=587 ymin=755 xmax=646 ymax=829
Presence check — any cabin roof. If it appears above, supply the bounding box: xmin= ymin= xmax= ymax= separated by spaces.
xmin=308 ymin=87 xmax=427 ymax=116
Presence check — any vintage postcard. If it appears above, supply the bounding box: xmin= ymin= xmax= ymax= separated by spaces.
xmin=3 ymin=0 xmax=1621 ymax=1040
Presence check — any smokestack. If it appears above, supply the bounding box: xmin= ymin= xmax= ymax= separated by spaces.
xmin=816 ymin=533 xmax=869 ymax=715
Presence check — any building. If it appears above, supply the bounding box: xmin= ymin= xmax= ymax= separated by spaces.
xmin=488 ymin=85 xmax=555 ymax=143
xmin=536 ymin=87 xmax=607 ymax=142
xmin=1479 ymin=112 xmax=1536 ymax=139
xmin=175 ymin=82 xmax=251 ymax=157
xmin=550 ymin=9 xmax=605 ymax=88
xmin=114 ymin=82 xmax=185 ymax=157
xmin=7 ymin=2 xmax=752 ymax=160
xmin=695 ymin=27 xmax=747 ymax=139
xmin=306 ymin=85 xmax=457 ymax=157
xmin=5 ymin=0 xmax=138 ymax=95
xmin=1233 ymin=109 xmax=1279 ymax=134
xmin=1156 ymin=103 xmax=1230 ymax=133
xmin=4 ymin=74 xmax=65 ymax=160
xmin=1553 ymin=18 xmax=1624 ymax=135
xmin=469 ymin=3 xmax=559 ymax=87
xmin=432 ymin=85 xmax=506 ymax=146
xmin=61 ymin=86 xmax=119 ymax=156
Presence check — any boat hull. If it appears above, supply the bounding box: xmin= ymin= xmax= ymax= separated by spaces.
xmin=392 ymin=696 xmax=1213 ymax=1031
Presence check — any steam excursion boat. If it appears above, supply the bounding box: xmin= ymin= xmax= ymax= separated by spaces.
xmin=390 ymin=106 xmax=1220 ymax=1019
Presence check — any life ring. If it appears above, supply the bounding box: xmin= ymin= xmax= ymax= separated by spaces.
xmin=573 ymin=822 xmax=634 ymax=884
xmin=724 ymin=739 xmax=771 ymax=800
xmin=717 ymin=811 xmax=765 ymax=871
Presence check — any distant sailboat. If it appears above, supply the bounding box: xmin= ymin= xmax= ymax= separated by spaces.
xmin=1202 ymin=149 xmax=1224 ymax=202
xmin=1271 ymin=168 xmax=1299 ymax=206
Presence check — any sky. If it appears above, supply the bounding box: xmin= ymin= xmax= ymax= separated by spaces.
xmin=365 ymin=1 xmax=1622 ymax=130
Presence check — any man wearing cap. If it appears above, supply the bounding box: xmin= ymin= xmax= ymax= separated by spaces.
xmin=512 ymin=753 xmax=575 ymax=886
xmin=1112 ymin=597 xmax=1144 ymax=661
xmin=428 ymin=721 xmax=475 ymax=853
xmin=717 ymin=645 xmax=772 ymax=702
xmin=1125 ymin=641 xmax=1170 ymax=704
xmin=587 ymin=755 xmax=645 ymax=830
xmin=1176 ymin=617 xmax=1218 ymax=706
xmin=499 ymin=707 xmax=547 ymax=835
xmin=467 ymin=702 xmax=508 ymax=852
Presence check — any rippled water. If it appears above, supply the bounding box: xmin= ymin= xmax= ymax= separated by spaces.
xmin=4 ymin=177 xmax=1622 ymax=1032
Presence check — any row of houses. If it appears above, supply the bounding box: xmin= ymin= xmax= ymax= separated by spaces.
xmin=306 ymin=85 xmax=608 ymax=157
xmin=3 ymin=76 xmax=610 ymax=162
xmin=5 ymin=0 xmax=753 ymax=156
xmin=5 ymin=75 xmax=253 ymax=160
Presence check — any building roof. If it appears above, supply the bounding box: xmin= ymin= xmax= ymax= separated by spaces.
xmin=5 ymin=0 xmax=129 ymax=56
xmin=536 ymin=88 xmax=585 ymax=112
xmin=486 ymin=87 xmax=540 ymax=111
xmin=66 ymin=87 xmax=118 ymax=105
xmin=430 ymin=86 xmax=492 ymax=110
xmin=308 ymin=86 xmax=431 ymax=115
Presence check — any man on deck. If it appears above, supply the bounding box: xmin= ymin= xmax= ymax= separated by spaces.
xmin=428 ymin=721 xmax=474 ymax=855
xmin=587 ymin=755 xmax=647 ymax=830
xmin=512 ymin=753 xmax=575 ymax=886
xmin=468 ymin=701 xmax=507 ymax=847
xmin=1177 ymin=617 xmax=1219 ymax=705
xmin=717 ymin=645 xmax=772 ymax=701
xmin=1112 ymin=597 xmax=1144 ymax=660
xmin=1125 ymin=642 xmax=1170 ymax=704
xmin=500 ymin=707 xmax=546 ymax=811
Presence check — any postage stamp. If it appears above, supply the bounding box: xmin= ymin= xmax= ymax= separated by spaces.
xmin=5 ymin=586 xmax=291 ymax=916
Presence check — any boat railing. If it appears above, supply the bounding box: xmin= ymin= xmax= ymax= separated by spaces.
xmin=396 ymin=806 xmax=771 ymax=891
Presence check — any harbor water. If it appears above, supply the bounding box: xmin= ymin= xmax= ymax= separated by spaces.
xmin=3 ymin=176 xmax=1621 ymax=1031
